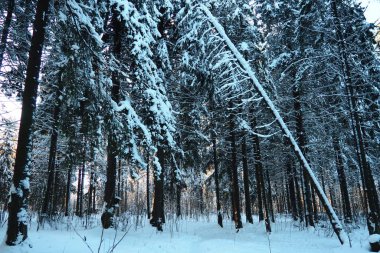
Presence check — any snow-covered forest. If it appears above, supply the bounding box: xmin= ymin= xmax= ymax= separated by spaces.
xmin=0 ymin=0 xmax=379 ymax=252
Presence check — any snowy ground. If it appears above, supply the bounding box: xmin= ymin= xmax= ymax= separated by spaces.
xmin=0 ymin=214 xmax=372 ymax=253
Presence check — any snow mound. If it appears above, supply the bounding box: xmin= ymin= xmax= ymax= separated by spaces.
xmin=369 ymin=234 xmax=380 ymax=243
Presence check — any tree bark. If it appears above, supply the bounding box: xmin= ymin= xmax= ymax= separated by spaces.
xmin=147 ymin=159 xmax=151 ymax=219
xmin=252 ymin=116 xmax=264 ymax=222
xmin=150 ymin=147 xmax=165 ymax=231
xmin=65 ymin=166 xmax=72 ymax=216
xmin=286 ymin=157 xmax=298 ymax=221
xmin=75 ymin=159 xmax=83 ymax=217
xmin=251 ymin=116 xmax=271 ymax=232
xmin=6 ymin=0 xmax=50 ymax=245
xmin=294 ymin=168 xmax=304 ymax=223
xmin=228 ymin=100 xmax=242 ymax=230
xmin=293 ymin=87 xmax=314 ymax=227
xmin=88 ymin=170 xmax=94 ymax=215
xmin=333 ymin=136 xmax=352 ymax=223
xmin=176 ymin=183 xmax=181 ymax=217
xmin=41 ymin=83 xmax=64 ymax=219
xmin=101 ymin=3 xmax=122 ymax=229
xmin=266 ymin=169 xmax=275 ymax=223
xmin=212 ymin=134 xmax=223 ymax=227
xmin=209 ymin=85 xmax=223 ymax=227
xmin=242 ymin=136 xmax=253 ymax=224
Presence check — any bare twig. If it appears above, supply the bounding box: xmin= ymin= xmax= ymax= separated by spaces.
xmin=72 ymin=225 xmax=94 ymax=253
xmin=97 ymin=228 xmax=104 ymax=253
xmin=107 ymin=224 xmax=132 ymax=253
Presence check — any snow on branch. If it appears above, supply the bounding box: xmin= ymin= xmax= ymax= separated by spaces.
xmin=237 ymin=117 xmax=279 ymax=138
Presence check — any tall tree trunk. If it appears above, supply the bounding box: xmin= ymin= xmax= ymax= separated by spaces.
xmin=311 ymin=188 xmax=318 ymax=223
xmin=147 ymin=159 xmax=151 ymax=219
xmin=116 ymin=159 xmax=121 ymax=217
xmin=242 ymin=136 xmax=253 ymax=224
xmin=88 ymin=169 xmax=94 ymax=215
xmin=286 ymin=156 xmax=298 ymax=221
xmin=41 ymin=82 xmax=64 ymax=219
xmin=102 ymin=142 xmax=117 ymax=228
xmin=266 ymin=169 xmax=275 ymax=223
xmin=209 ymin=86 xmax=223 ymax=227
xmin=252 ymin=116 xmax=264 ymax=222
xmin=51 ymin=167 xmax=61 ymax=215
xmin=212 ymin=134 xmax=223 ymax=227
xmin=76 ymin=161 xmax=83 ymax=216
xmin=6 ymin=0 xmax=50 ymax=245
xmin=330 ymin=0 xmax=380 ymax=234
xmin=0 ymin=0 xmax=15 ymax=70
xmin=251 ymin=116 xmax=271 ymax=232
xmin=332 ymin=136 xmax=352 ymax=223
xmin=150 ymin=147 xmax=165 ymax=231
xmin=228 ymin=100 xmax=242 ymax=230
xmin=293 ymin=88 xmax=314 ymax=227
xmin=92 ymin=174 xmax=96 ymax=213
xmin=176 ymin=183 xmax=181 ymax=217
xmin=101 ymin=4 xmax=122 ymax=229
xmin=79 ymin=150 xmax=85 ymax=216
xmin=65 ymin=166 xmax=72 ymax=216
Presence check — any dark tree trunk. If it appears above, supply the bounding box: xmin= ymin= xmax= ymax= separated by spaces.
xmin=228 ymin=101 xmax=242 ymax=230
xmin=294 ymin=167 xmax=304 ymax=222
xmin=102 ymin=143 xmax=117 ymax=228
xmin=252 ymin=117 xmax=264 ymax=222
xmin=76 ymin=162 xmax=83 ymax=216
xmin=286 ymin=157 xmax=298 ymax=221
xmin=116 ymin=159 xmax=121 ymax=217
xmin=118 ymin=160 xmax=122 ymax=197
xmin=6 ymin=0 xmax=50 ymax=245
xmin=0 ymin=0 xmax=15 ymax=70
xmin=41 ymin=83 xmax=64 ymax=219
xmin=88 ymin=173 xmax=93 ymax=215
xmin=209 ymin=86 xmax=223 ymax=227
xmin=333 ymin=136 xmax=352 ymax=223
xmin=212 ymin=136 xmax=223 ymax=227
xmin=79 ymin=151 xmax=85 ymax=216
xmin=266 ymin=169 xmax=275 ymax=223
xmin=261 ymin=169 xmax=271 ymax=233
xmin=311 ymin=188 xmax=318 ymax=224
xmin=51 ymin=167 xmax=61 ymax=215
xmin=147 ymin=159 xmax=151 ymax=219
xmin=330 ymin=0 xmax=380 ymax=235
xmin=150 ymin=147 xmax=165 ymax=231
xmin=101 ymin=3 xmax=122 ymax=229
xmin=251 ymin=116 xmax=271 ymax=232
xmin=88 ymin=168 xmax=94 ymax=215
xmin=329 ymin=183 xmax=335 ymax=208
xmin=176 ymin=183 xmax=181 ymax=217
xmin=293 ymin=87 xmax=314 ymax=227
xmin=65 ymin=166 xmax=72 ymax=216
xmin=92 ymin=175 xmax=96 ymax=213
xmin=242 ymin=136 xmax=253 ymax=224
xmin=76 ymin=130 xmax=86 ymax=217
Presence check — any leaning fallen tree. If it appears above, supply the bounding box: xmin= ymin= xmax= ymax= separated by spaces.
xmin=199 ymin=4 xmax=348 ymax=245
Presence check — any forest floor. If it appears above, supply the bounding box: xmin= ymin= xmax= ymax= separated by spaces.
xmin=0 ymin=214 xmax=372 ymax=253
